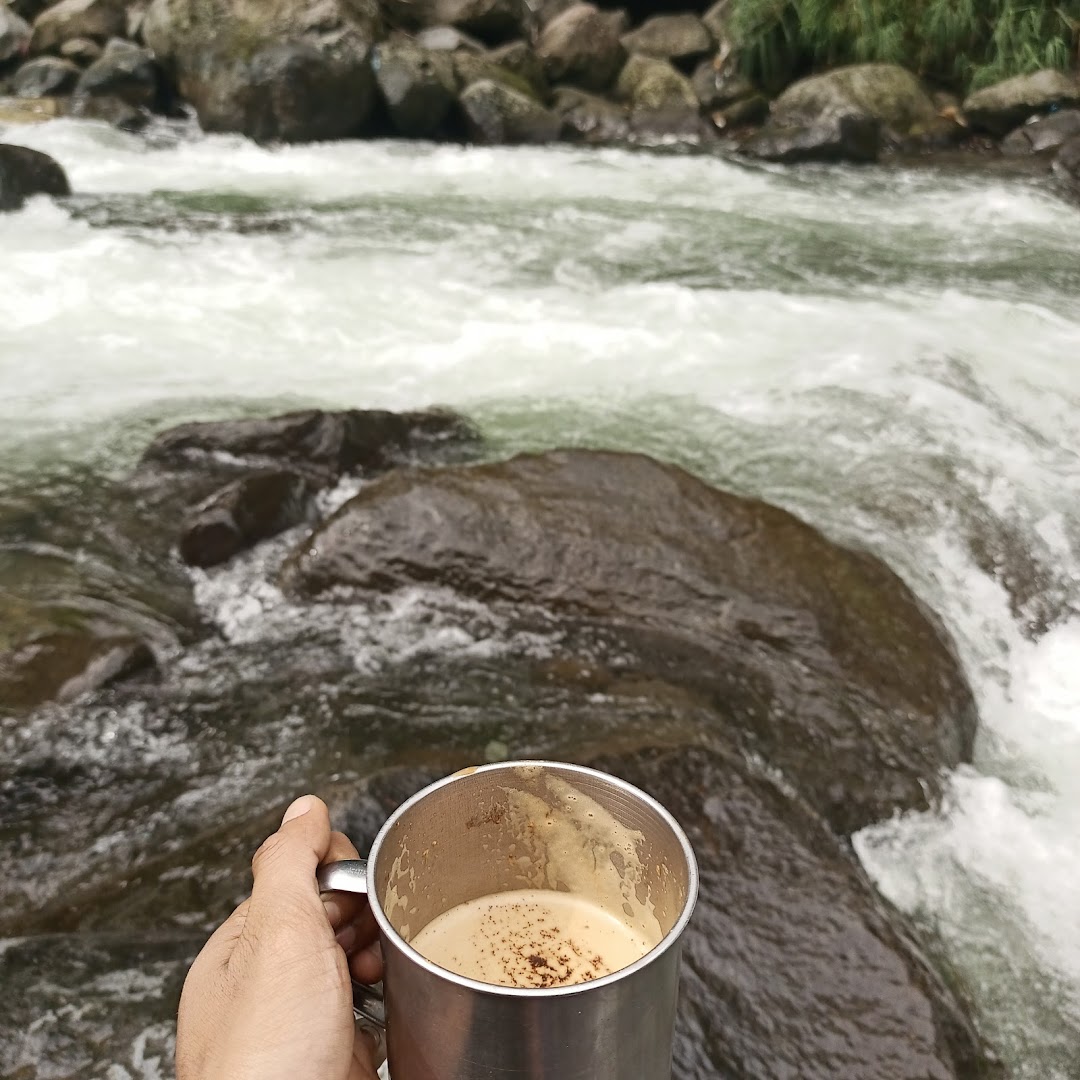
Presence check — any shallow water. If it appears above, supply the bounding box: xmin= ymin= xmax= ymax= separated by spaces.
xmin=1 ymin=117 xmax=1079 ymax=1077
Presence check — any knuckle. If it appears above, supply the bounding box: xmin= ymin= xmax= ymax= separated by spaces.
xmin=251 ymin=831 xmax=290 ymax=877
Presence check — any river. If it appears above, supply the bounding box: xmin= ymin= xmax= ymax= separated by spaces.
xmin=1 ymin=117 xmax=1079 ymax=1078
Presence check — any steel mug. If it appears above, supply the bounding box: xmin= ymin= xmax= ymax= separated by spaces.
xmin=318 ymin=759 xmax=698 ymax=1080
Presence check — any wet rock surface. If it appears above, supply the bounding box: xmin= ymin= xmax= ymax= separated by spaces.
xmin=0 ymin=140 xmax=69 ymax=209
xmin=281 ymin=449 xmax=977 ymax=835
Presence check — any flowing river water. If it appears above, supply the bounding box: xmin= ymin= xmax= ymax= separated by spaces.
xmin=1 ymin=118 xmax=1079 ymax=1078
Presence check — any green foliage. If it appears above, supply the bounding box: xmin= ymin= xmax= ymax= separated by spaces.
xmin=730 ymin=0 xmax=1080 ymax=92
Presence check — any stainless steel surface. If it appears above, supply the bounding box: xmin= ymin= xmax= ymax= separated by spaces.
xmin=316 ymin=857 xmax=388 ymax=1049
xmin=320 ymin=760 xmax=698 ymax=1080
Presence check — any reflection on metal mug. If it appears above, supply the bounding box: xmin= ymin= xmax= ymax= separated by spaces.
xmin=318 ymin=760 xmax=699 ymax=1080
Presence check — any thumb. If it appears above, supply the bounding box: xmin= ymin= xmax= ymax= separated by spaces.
xmin=249 ymin=794 xmax=332 ymax=914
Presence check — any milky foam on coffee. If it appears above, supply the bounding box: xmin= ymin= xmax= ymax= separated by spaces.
xmin=410 ymin=889 xmax=655 ymax=988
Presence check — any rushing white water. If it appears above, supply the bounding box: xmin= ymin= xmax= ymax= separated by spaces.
xmin=2 ymin=117 xmax=1080 ymax=1077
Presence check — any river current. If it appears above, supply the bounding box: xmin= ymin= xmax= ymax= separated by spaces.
xmin=2 ymin=118 xmax=1079 ymax=1078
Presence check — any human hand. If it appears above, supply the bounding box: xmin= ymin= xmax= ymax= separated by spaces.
xmin=176 ymin=795 xmax=384 ymax=1080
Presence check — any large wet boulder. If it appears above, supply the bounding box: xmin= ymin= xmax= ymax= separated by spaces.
xmin=74 ymin=38 xmax=160 ymax=109
xmin=0 ymin=141 xmax=69 ymax=209
xmin=178 ymin=469 xmax=315 ymax=568
xmin=740 ymin=110 xmax=881 ymax=164
xmin=29 ymin=0 xmax=125 ymax=54
xmin=372 ymin=39 xmax=456 ymax=138
xmin=620 ymin=13 xmax=712 ymax=71
xmin=12 ymin=53 xmax=78 ymax=95
xmin=963 ymin=69 xmax=1080 ymax=137
xmin=1001 ymin=109 xmax=1080 ymax=156
xmin=487 ymin=39 xmax=547 ymax=101
xmin=459 ymin=77 xmax=561 ymax=143
xmin=772 ymin=63 xmax=943 ymax=141
xmin=601 ymin=745 xmax=995 ymax=1080
xmin=280 ymin=450 xmax=977 ymax=835
xmin=536 ymin=2 xmax=625 ymax=93
xmin=142 ymin=0 xmax=383 ymax=142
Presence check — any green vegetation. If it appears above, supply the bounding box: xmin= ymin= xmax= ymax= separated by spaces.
xmin=730 ymin=0 xmax=1080 ymax=92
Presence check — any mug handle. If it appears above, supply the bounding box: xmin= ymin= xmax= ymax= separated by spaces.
xmin=318 ymin=860 xmax=387 ymax=1065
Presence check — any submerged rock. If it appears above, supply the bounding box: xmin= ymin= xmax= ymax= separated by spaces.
xmin=142 ymin=0 xmax=382 ymax=142
xmin=0 ymin=630 xmax=155 ymax=713
xmin=140 ymin=407 xmax=478 ymax=484
xmin=280 ymin=449 xmax=977 ymax=834
xmin=0 ymin=141 xmax=70 ymax=210
xmin=1053 ymin=135 xmax=1080 ymax=190
xmin=740 ymin=110 xmax=881 ymax=164
xmin=963 ymin=69 xmax=1080 ymax=137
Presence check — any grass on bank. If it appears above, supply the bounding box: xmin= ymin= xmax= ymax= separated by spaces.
xmin=730 ymin=0 xmax=1080 ymax=92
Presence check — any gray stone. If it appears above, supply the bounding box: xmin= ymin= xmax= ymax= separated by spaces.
xmin=536 ymin=3 xmax=625 ymax=93
xmin=621 ymin=13 xmax=712 ymax=70
xmin=75 ymin=39 xmax=159 ymax=108
xmin=740 ymin=110 xmax=881 ymax=164
xmin=552 ymin=84 xmax=629 ymax=144
xmin=142 ymin=0 xmax=382 ymax=143
xmin=773 ymin=63 xmax=943 ymax=140
xmin=488 ymin=38 xmax=546 ymax=101
xmin=59 ymin=35 xmax=102 ymax=63
xmin=30 ymin=0 xmax=125 ymax=54
xmin=414 ymin=25 xmax=484 ymax=51
xmin=0 ymin=5 xmax=31 ymax=66
xmin=434 ymin=0 xmax=528 ymax=46
xmin=372 ymin=39 xmax=456 ymax=138
xmin=458 ymin=76 xmax=561 ymax=143
xmin=690 ymin=54 xmax=752 ymax=110
xmin=1001 ymin=109 xmax=1080 ymax=156
xmin=0 ymin=140 xmax=70 ymax=209
xmin=614 ymin=52 xmax=695 ymax=111
xmin=13 ymin=53 xmax=79 ymax=95
xmin=964 ymin=69 xmax=1080 ymax=137
xmin=179 ymin=470 xmax=314 ymax=568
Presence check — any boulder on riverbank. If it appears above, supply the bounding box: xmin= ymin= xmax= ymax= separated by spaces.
xmin=963 ymin=69 xmax=1080 ymax=137
xmin=142 ymin=0 xmax=383 ymax=142
xmin=739 ymin=109 xmax=880 ymax=164
xmin=0 ymin=141 xmax=69 ymax=209
xmin=280 ymin=449 xmax=977 ymax=835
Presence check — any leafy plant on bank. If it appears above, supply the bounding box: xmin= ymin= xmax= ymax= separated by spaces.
xmin=730 ymin=0 xmax=1080 ymax=93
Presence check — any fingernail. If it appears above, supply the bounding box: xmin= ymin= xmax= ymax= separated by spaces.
xmin=336 ymin=924 xmax=357 ymax=952
xmin=323 ymin=898 xmax=343 ymax=926
xmin=282 ymin=795 xmax=314 ymax=825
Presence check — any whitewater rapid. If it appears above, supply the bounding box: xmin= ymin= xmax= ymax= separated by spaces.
xmin=1 ymin=117 xmax=1079 ymax=1077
